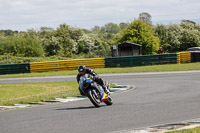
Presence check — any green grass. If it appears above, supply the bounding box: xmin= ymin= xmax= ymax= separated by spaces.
xmin=0 ymin=81 xmax=79 ymax=106
xmin=1 ymin=62 xmax=200 ymax=79
xmin=0 ymin=81 xmax=116 ymax=106
xmin=165 ymin=126 xmax=200 ymax=133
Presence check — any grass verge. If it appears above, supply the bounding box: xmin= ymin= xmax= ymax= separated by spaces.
xmin=165 ymin=126 xmax=200 ymax=133
xmin=0 ymin=82 xmax=116 ymax=106
xmin=1 ymin=62 xmax=200 ymax=79
xmin=0 ymin=81 xmax=79 ymax=106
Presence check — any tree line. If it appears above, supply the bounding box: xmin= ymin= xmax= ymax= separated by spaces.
xmin=156 ymin=21 xmax=200 ymax=52
xmin=0 ymin=18 xmax=200 ymax=58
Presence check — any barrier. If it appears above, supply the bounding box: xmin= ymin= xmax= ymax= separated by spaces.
xmin=30 ymin=58 xmax=105 ymax=73
xmin=191 ymin=51 xmax=200 ymax=62
xmin=0 ymin=63 xmax=30 ymax=75
xmin=177 ymin=52 xmax=191 ymax=64
xmin=0 ymin=52 xmax=198 ymax=75
xmin=105 ymin=53 xmax=177 ymax=68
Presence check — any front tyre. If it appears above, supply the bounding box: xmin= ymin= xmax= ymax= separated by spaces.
xmin=87 ymin=90 xmax=101 ymax=107
xmin=104 ymin=96 xmax=113 ymax=106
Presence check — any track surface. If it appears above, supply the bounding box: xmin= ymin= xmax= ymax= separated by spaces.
xmin=1 ymin=71 xmax=200 ymax=133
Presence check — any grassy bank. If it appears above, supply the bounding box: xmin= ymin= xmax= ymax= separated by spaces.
xmin=0 ymin=82 xmax=116 ymax=106
xmin=0 ymin=81 xmax=79 ymax=106
xmin=1 ymin=62 xmax=200 ymax=79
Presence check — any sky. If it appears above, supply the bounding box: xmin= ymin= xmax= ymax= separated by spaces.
xmin=0 ymin=0 xmax=200 ymax=31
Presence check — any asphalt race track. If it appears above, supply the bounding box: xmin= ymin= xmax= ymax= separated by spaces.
xmin=1 ymin=71 xmax=200 ymax=133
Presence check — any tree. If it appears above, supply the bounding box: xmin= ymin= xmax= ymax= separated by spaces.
xmin=101 ymin=23 xmax=120 ymax=34
xmin=92 ymin=26 xmax=101 ymax=32
xmin=118 ymin=19 xmax=160 ymax=54
xmin=155 ymin=24 xmax=171 ymax=52
xmin=42 ymin=35 xmax=61 ymax=56
xmin=139 ymin=12 xmax=152 ymax=25
xmin=182 ymin=20 xmax=196 ymax=25
xmin=0 ymin=30 xmax=18 ymax=36
xmin=180 ymin=21 xmax=200 ymax=50
xmin=54 ymin=24 xmax=75 ymax=57
xmin=180 ymin=29 xmax=200 ymax=50
xmin=119 ymin=22 xmax=129 ymax=30
xmin=155 ymin=21 xmax=200 ymax=52
xmin=40 ymin=27 xmax=54 ymax=33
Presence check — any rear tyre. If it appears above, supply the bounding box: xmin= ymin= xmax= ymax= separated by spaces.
xmin=87 ymin=90 xmax=101 ymax=107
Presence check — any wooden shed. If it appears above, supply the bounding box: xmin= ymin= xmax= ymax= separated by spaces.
xmin=111 ymin=42 xmax=142 ymax=57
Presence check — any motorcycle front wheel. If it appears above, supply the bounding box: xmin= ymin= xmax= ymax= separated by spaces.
xmin=104 ymin=96 xmax=113 ymax=106
xmin=87 ymin=89 xmax=101 ymax=107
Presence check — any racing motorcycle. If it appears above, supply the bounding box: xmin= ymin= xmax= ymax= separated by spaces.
xmin=79 ymin=74 xmax=113 ymax=107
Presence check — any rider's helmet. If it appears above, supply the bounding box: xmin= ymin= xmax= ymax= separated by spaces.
xmin=78 ymin=65 xmax=86 ymax=75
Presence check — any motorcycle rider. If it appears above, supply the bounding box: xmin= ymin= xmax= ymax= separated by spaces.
xmin=76 ymin=65 xmax=109 ymax=95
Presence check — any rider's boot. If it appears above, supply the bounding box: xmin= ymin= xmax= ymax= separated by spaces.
xmin=102 ymin=85 xmax=110 ymax=94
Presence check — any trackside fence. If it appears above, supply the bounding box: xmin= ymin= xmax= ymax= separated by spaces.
xmin=0 ymin=63 xmax=30 ymax=75
xmin=30 ymin=58 xmax=105 ymax=73
xmin=105 ymin=53 xmax=177 ymax=68
xmin=191 ymin=51 xmax=200 ymax=62
xmin=177 ymin=52 xmax=191 ymax=64
xmin=1 ymin=52 xmax=200 ymax=75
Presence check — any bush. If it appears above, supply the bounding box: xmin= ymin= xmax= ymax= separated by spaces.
xmin=118 ymin=19 xmax=160 ymax=54
xmin=0 ymin=36 xmax=44 ymax=57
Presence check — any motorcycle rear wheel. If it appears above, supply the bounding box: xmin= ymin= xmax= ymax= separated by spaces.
xmin=87 ymin=90 xmax=101 ymax=107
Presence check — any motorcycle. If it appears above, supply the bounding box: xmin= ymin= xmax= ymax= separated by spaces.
xmin=79 ymin=74 xmax=113 ymax=107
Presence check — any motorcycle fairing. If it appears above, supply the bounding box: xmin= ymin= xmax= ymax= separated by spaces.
xmin=100 ymin=93 xmax=108 ymax=102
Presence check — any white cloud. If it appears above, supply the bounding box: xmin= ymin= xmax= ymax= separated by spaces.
xmin=0 ymin=0 xmax=200 ymax=31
